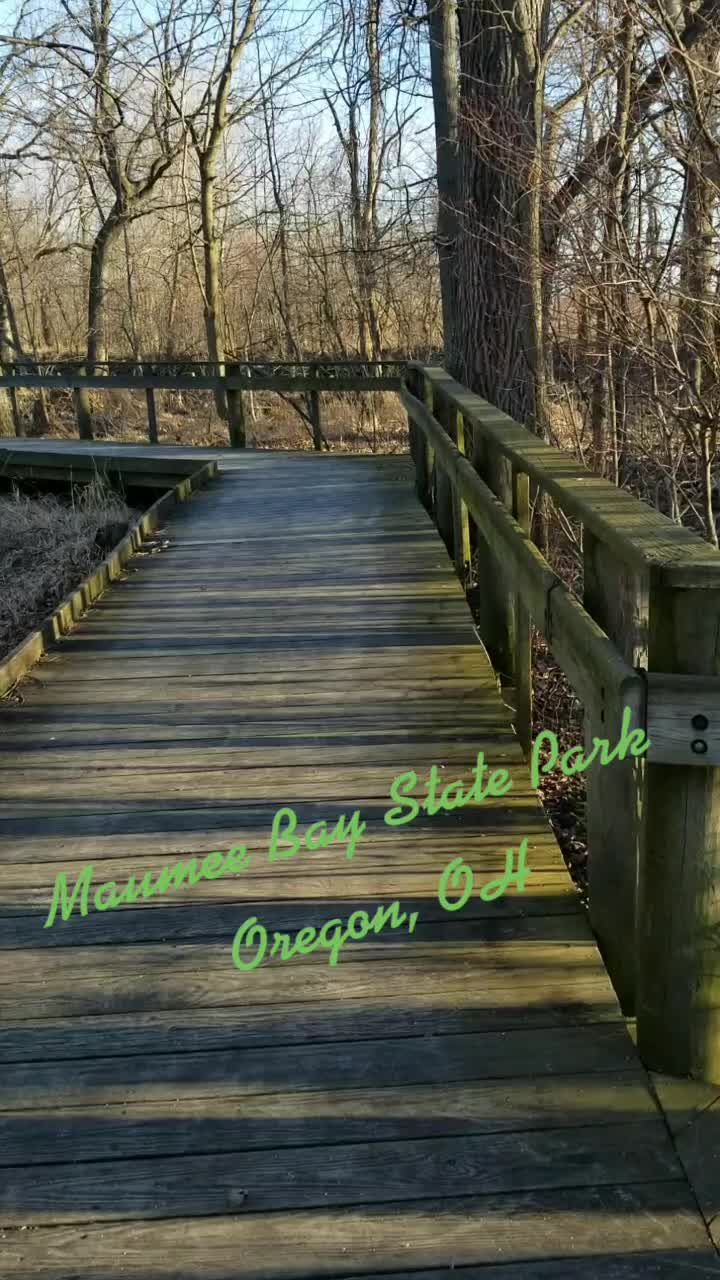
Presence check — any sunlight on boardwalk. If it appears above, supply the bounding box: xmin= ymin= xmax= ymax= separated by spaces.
xmin=0 ymin=449 xmax=718 ymax=1278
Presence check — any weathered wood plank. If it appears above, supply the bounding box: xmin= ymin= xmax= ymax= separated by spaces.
xmin=0 ymin=940 xmax=612 ymax=1022
xmin=18 ymin=645 xmax=494 ymax=682
xmin=0 ymin=910 xmax=593 ymax=958
xmin=0 ymin=1120 xmax=680 ymax=1226
xmin=0 ymin=986 xmax=622 ymax=1063
xmin=0 ymin=1070 xmax=654 ymax=1166
xmin=637 ymin=580 xmax=720 ymax=1080
xmin=0 ymin=873 xmax=577 ymax=936
xmin=0 ymin=760 xmax=541 ymax=813
xmin=583 ymin=532 xmax=649 ymax=1014
xmin=338 ymin=1261 xmax=720 ymax=1280
xmin=0 ymin=1024 xmax=638 ymax=1110
xmin=1 ymin=1184 xmax=715 ymax=1277
xmin=0 ymin=798 xmax=548 ymax=842
xmin=0 ymin=972 xmax=618 ymax=1024
xmin=0 ymin=822 xmax=564 ymax=866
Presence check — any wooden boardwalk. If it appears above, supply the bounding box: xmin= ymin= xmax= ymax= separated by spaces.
xmin=0 ymin=449 xmax=718 ymax=1278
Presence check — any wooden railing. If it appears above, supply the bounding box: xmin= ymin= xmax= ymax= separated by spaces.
xmin=0 ymin=358 xmax=405 ymax=447
xmin=402 ymin=362 xmax=720 ymax=1085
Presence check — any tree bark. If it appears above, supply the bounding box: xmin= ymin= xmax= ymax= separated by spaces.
xmin=450 ymin=0 xmax=549 ymax=428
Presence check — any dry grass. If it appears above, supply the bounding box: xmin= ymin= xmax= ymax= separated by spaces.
xmin=0 ymin=480 xmax=135 ymax=661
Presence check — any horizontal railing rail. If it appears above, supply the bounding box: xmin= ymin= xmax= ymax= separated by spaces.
xmin=0 ymin=358 xmax=405 ymax=376
xmin=402 ymin=361 xmax=720 ymax=1088
xmin=0 ymin=358 xmax=406 ymax=447
xmin=0 ymin=359 xmax=404 ymax=390
xmin=410 ymin=363 xmax=720 ymax=585
xmin=399 ymin=379 xmax=644 ymax=718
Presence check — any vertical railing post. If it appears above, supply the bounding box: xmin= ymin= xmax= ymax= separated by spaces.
xmin=511 ymin=466 xmax=532 ymax=754
xmin=309 ymin=364 xmax=323 ymax=451
xmin=407 ymin=368 xmax=429 ymax=508
xmin=636 ymin=577 xmax=720 ymax=1081
xmin=225 ymin=364 xmax=246 ymax=449
xmin=421 ymin=373 xmax=436 ymax=520
xmin=8 ymin=386 xmax=23 ymax=436
xmin=145 ymin=386 xmax=159 ymax=444
xmin=451 ymin=410 xmax=471 ymax=581
xmin=74 ymin=370 xmax=93 ymax=441
xmin=432 ymin=387 xmax=456 ymax=558
xmin=582 ymin=535 xmax=649 ymax=1015
xmin=470 ymin=430 xmax=515 ymax=684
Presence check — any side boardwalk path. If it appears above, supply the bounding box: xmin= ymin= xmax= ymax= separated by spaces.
xmin=0 ymin=449 xmax=717 ymax=1278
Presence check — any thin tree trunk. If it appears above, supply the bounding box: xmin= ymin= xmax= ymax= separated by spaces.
xmin=426 ymin=0 xmax=459 ymax=358
xmin=0 ymin=261 xmax=22 ymax=436
xmin=200 ymin=158 xmax=230 ymax=420
xmin=123 ymin=222 xmax=140 ymax=359
xmin=679 ymin=4 xmax=718 ymax=543
xmin=590 ymin=301 xmax=608 ymax=473
xmin=87 ymin=214 xmax=121 ymax=368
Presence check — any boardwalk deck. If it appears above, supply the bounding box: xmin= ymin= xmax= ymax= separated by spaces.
xmin=1 ymin=448 xmax=718 ymax=1278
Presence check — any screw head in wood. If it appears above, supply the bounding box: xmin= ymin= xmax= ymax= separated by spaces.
xmin=692 ymin=714 xmax=709 ymax=731
xmin=691 ymin=738 xmax=708 ymax=755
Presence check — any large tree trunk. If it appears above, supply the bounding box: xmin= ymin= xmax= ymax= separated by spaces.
xmin=450 ymin=0 xmax=548 ymax=427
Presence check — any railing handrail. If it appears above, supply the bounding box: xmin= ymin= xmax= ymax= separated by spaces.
xmin=0 ymin=357 xmax=407 ymax=379
xmin=0 ymin=357 xmax=407 ymax=367
xmin=400 ymin=376 xmax=643 ymax=716
xmin=0 ymin=361 xmax=405 ymax=397
xmin=410 ymin=362 xmax=720 ymax=587
xmin=403 ymin=359 xmax=720 ymax=1089
xmin=0 ymin=357 xmax=407 ymax=448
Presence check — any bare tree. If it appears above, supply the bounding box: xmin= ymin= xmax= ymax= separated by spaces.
xmin=426 ymin=0 xmax=459 ymax=353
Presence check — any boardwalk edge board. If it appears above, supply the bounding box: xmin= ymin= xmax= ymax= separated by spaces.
xmin=0 ymin=454 xmax=217 ymax=698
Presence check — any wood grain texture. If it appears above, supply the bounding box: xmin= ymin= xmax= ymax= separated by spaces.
xmin=0 ymin=447 xmax=714 ymax=1277
xmin=0 ymin=1070 xmax=654 ymax=1165
xmin=1 ymin=1185 xmax=718 ymax=1278
xmin=583 ymin=530 xmax=649 ymax=1014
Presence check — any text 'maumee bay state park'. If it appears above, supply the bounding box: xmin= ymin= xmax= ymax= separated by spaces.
xmin=42 ymin=706 xmax=649 ymax=967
